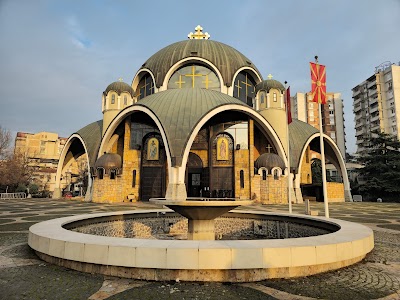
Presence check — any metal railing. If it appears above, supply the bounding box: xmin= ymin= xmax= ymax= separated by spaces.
xmin=0 ymin=192 xmax=27 ymax=199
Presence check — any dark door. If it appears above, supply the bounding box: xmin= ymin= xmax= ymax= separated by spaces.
xmin=140 ymin=133 xmax=166 ymax=201
xmin=186 ymin=153 xmax=204 ymax=197
xmin=188 ymin=172 xmax=201 ymax=197
xmin=141 ymin=166 xmax=165 ymax=201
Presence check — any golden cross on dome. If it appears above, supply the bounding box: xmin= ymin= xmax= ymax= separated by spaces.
xmin=188 ymin=25 xmax=210 ymax=40
xmin=267 ymin=74 xmax=273 ymax=80
xmin=118 ymin=77 xmax=123 ymax=82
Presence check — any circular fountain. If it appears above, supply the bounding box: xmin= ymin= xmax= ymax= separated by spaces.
xmin=28 ymin=199 xmax=374 ymax=282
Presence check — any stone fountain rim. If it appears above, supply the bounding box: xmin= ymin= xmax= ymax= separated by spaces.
xmin=28 ymin=209 xmax=374 ymax=281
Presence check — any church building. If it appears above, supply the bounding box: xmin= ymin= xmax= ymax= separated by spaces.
xmin=53 ymin=26 xmax=351 ymax=204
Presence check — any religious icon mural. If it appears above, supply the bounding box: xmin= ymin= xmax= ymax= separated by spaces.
xmin=217 ymin=137 xmax=229 ymax=160
xmin=147 ymin=137 xmax=159 ymax=160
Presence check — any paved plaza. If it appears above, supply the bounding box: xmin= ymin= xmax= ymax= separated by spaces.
xmin=0 ymin=198 xmax=399 ymax=300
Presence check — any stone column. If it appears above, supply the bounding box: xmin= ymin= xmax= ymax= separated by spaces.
xmin=165 ymin=165 xmax=187 ymax=201
xmin=188 ymin=219 xmax=215 ymax=240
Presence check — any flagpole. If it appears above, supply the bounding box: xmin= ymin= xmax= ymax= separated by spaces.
xmin=285 ymin=81 xmax=292 ymax=214
xmin=315 ymin=56 xmax=330 ymax=218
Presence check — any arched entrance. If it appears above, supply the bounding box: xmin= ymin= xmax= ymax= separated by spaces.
xmin=140 ymin=133 xmax=166 ymax=201
xmin=186 ymin=152 xmax=203 ymax=197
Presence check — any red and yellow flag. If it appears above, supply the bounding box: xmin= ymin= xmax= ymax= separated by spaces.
xmin=310 ymin=62 xmax=326 ymax=104
xmin=286 ymin=86 xmax=292 ymax=124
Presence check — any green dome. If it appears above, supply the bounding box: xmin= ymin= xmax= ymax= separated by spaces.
xmin=94 ymin=153 xmax=122 ymax=171
xmin=255 ymin=153 xmax=286 ymax=171
xmin=135 ymin=88 xmax=247 ymax=165
xmin=141 ymin=39 xmax=261 ymax=88
xmin=104 ymin=81 xmax=135 ymax=97
xmin=255 ymin=79 xmax=285 ymax=93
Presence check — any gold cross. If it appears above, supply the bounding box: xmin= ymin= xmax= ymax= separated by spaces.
xmin=202 ymin=74 xmax=212 ymax=89
xmin=267 ymin=74 xmax=273 ymax=79
xmin=142 ymin=78 xmax=152 ymax=97
xmin=266 ymin=144 xmax=272 ymax=153
xmin=235 ymin=80 xmax=242 ymax=97
xmin=188 ymin=25 xmax=210 ymax=40
xmin=175 ymin=75 xmax=186 ymax=88
xmin=149 ymin=81 xmax=154 ymax=93
xmin=118 ymin=77 xmax=123 ymax=82
xmin=241 ymin=74 xmax=252 ymax=98
xmin=185 ymin=65 xmax=203 ymax=88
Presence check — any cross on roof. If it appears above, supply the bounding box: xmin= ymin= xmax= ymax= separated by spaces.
xmin=267 ymin=74 xmax=273 ymax=80
xmin=266 ymin=144 xmax=272 ymax=153
xmin=188 ymin=25 xmax=210 ymax=40
xmin=118 ymin=77 xmax=123 ymax=82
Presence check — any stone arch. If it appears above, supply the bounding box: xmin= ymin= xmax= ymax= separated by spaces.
xmin=296 ymin=133 xmax=351 ymax=202
xmin=54 ymin=134 xmax=91 ymax=200
xmin=131 ymin=69 xmax=157 ymax=94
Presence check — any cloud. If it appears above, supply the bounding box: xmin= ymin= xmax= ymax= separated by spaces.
xmin=66 ymin=15 xmax=92 ymax=49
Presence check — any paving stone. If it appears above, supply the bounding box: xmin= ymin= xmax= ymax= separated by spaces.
xmin=0 ymin=198 xmax=399 ymax=299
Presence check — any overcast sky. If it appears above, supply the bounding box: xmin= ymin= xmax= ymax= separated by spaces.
xmin=1 ymin=0 xmax=399 ymax=154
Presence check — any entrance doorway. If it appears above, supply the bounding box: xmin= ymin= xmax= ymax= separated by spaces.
xmin=140 ymin=133 xmax=166 ymax=201
xmin=186 ymin=152 xmax=203 ymax=197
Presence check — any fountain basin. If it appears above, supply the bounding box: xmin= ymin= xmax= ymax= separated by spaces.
xmin=149 ymin=198 xmax=253 ymax=240
xmin=28 ymin=209 xmax=374 ymax=282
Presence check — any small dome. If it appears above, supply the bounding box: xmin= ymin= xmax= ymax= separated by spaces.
xmin=104 ymin=81 xmax=135 ymax=97
xmin=94 ymin=153 xmax=122 ymax=171
xmin=255 ymin=153 xmax=285 ymax=171
xmin=255 ymin=79 xmax=285 ymax=93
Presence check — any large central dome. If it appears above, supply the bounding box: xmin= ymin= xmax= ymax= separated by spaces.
xmin=141 ymin=39 xmax=260 ymax=88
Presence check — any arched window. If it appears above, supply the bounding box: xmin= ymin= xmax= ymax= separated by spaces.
xmin=111 ymin=94 xmax=115 ymax=104
xmin=273 ymin=93 xmax=277 ymax=102
xmin=233 ymin=71 xmax=256 ymax=106
xmin=262 ymin=169 xmax=267 ymax=180
xmin=168 ymin=64 xmax=220 ymax=91
xmin=124 ymin=95 xmax=127 ymax=106
xmin=273 ymin=169 xmax=279 ymax=180
xmin=137 ymin=74 xmax=154 ymax=100
xmin=97 ymin=168 xmax=104 ymax=180
xmin=240 ymin=170 xmax=245 ymax=188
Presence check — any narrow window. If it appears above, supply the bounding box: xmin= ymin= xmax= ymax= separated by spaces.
xmin=132 ymin=170 xmax=136 ymax=187
xmin=111 ymin=94 xmax=115 ymax=104
xmin=273 ymin=93 xmax=277 ymax=102
xmin=110 ymin=170 xmax=116 ymax=180
xmin=240 ymin=170 xmax=245 ymax=188
xmin=98 ymin=168 xmax=104 ymax=180
xmin=124 ymin=95 xmax=127 ymax=105
xmin=274 ymin=169 xmax=279 ymax=180
xmin=262 ymin=170 xmax=267 ymax=180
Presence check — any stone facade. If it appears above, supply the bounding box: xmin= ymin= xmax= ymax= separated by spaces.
xmin=327 ymin=182 xmax=345 ymax=202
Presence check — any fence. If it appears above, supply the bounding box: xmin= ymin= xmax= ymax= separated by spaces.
xmin=0 ymin=192 xmax=27 ymax=199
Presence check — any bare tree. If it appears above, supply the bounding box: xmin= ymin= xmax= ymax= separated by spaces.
xmin=0 ymin=126 xmax=11 ymax=159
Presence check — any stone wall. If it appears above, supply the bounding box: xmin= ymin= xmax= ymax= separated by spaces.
xmin=121 ymin=119 xmax=141 ymax=202
xmin=327 ymin=182 xmax=345 ymax=202
xmin=234 ymin=149 xmax=250 ymax=199
xmin=92 ymin=176 xmax=123 ymax=203
xmin=252 ymin=174 xmax=288 ymax=204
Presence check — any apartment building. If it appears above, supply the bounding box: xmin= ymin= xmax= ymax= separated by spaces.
xmin=352 ymin=62 xmax=400 ymax=154
xmin=14 ymin=131 xmax=67 ymax=193
xmin=291 ymin=92 xmax=346 ymax=158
